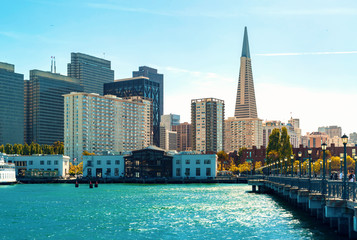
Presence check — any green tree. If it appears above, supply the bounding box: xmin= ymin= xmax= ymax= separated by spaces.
xmin=4 ymin=144 xmax=13 ymax=154
xmin=23 ymin=143 xmax=30 ymax=155
xmin=53 ymin=141 xmax=64 ymax=154
xmin=266 ymin=128 xmax=281 ymax=164
xmin=217 ymin=151 xmax=230 ymax=171
xmin=280 ymin=127 xmax=293 ymax=160
xmin=0 ymin=144 xmax=4 ymax=153
xmin=13 ymin=144 xmax=23 ymax=155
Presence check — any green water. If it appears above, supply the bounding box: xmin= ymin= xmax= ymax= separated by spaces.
xmin=0 ymin=184 xmax=342 ymax=239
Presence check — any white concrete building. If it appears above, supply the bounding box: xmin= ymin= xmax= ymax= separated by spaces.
xmin=64 ymin=93 xmax=152 ymax=160
xmin=4 ymin=154 xmax=70 ymax=178
xmin=82 ymin=154 xmax=125 ymax=178
xmin=172 ymin=152 xmax=217 ymax=179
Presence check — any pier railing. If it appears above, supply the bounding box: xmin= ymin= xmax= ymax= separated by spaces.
xmin=263 ymin=176 xmax=357 ymax=201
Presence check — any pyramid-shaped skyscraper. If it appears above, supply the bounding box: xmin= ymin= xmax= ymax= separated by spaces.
xmin=234 ymin=27 xmax=258 ymax=118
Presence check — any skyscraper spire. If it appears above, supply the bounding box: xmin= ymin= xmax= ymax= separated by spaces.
xmin=234 ymin=27 xmax=257 ymax=118
xmin=241 ymin=26 xmax=250 ymax=58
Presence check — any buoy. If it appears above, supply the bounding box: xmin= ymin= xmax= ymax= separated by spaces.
xmin=75 ymin=181 xmax=79 ymax=188
xmin=95 ymin=181 xmax=98 ymax=188
xmin=89 ymin=181 xmax=93 ymax=188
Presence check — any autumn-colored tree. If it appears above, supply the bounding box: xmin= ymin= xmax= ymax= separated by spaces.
xmin=330 ymin=156 xmax=341 ymax=171
xmin=82 ymin=150 xmax=95 ymax=156
xmin=255 ymin=161 xmax=263 ymax=174
xmin=0 ymin=144 xmax=4 ymax=153
xmin=23 ymin=143 xmax=30 ymax=155
xmin=228 ymin=161 xmax=239 ymax=173
xmin=69 ymin=162 xmax=83 ymax=176
xmin=238 ymin=162 xmax=251 ymax=173
xmin=4 ymin=144 xmax=13 ymax=154
xmin=217 ymin=151 xmax=229 ymax=171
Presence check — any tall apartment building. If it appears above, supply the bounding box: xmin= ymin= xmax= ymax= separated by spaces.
xmin=191 ymin=98 xmax=224 ymax=153
xmin=318 ymin=126 xmax=342 ymax=138
xmin=0 ymin=62 xmax=24 ymax=145
xmin=25 ymin=70 xmax=83 ymax=145
xmin=104 ymin=76 xmax=161 ymax=147
xmin=306 ymin=132 xmax=328 ymax=148
xmin=133 ymin=66 xmax=164 ymax=115
xmin=350 ymin=132 xmax=357 ymax=146
xmin=67 ymin=52 xmax=114 ymax=95
xmin=159 ymin=125 xmax=177 ymax=151
xmin=224 ymin=117 xmax=262 ymax=152
xmin=172 ymin=122 xmax=192 ymax=152
xmin=64 ymin=93 xmax=152 ymax=159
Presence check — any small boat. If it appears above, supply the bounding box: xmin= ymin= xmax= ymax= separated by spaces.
xmin=0 ymin=155 xmax=17 ymax=185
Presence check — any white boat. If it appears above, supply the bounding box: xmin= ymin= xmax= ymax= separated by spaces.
xmin=0 ymin=156 xmax=16 ymax=185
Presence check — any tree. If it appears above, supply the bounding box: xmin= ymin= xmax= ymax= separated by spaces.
xmin=4 ymin=144 xmax=13 ymax=154
xmin=330 ymin=156 xmax=341 ymax=171
xmin=237 ymin=147 xmax=247 ymax=164
xmin=23 ymin=143 xmax=30 ymax=155
xmin=280 ymin=127 xmax=293 ymax=160
xmin=0 ymin=144 xmax=4 ymax=153
xmin=266 ymin=128 xmax=280 ymax=164
xmin=53 ymin=141 xmax=64 ymax=154
xmin=255 ymin=161 xmax=263 ymax=174
xmin=68 ymin=162 xmax=83 ymax=176
xmin=217 ymin=151 xmax=229 ymax=171
xmin=238 ymin=162 xmax=251 ymax=174
xmin=83 ymin=150 xmax=95 ymax=156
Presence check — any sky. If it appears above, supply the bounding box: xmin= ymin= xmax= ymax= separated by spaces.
xmin=1 ymin=0 xmax=357 ymax=135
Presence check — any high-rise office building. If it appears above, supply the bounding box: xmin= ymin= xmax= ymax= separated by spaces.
xmin=64 ymin=93 xmax=152 ymax=159
xmin=191 ymin=98 xmax=224 ymax=153
xmin=318 ymin=126 xmax=342 ymax=138
xmin=234 ymin=27 xmax=257 ymax=119
xmin=133 ymin=66 xmax=164 ymax=115
xmin=67 ymin=52 xmax=114 ymax=95
xmin=161 ymin=114 xmax=180 ymax=131
xmin=25 ymin=70 xmax=83 ymax=145
xmin=159 ymin=125 xmax=177 ymax=151
xmin=0 ymin=62 xmax=24 ymax=145
xmin=172 ymin=122 xmax=192 ymax=152
xmin=104 ymin=76 xmax=161 ymax=147
xmin=225 ymin=27 xmax=262 ymax=152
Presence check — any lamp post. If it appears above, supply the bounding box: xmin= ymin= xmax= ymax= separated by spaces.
xmin=341 ymin=134 xmax=348 ymax=200
xmin=321 ymin=142 xmax=327 ymax=194
xmin=298 ymin=151 xmax=302 ymax=178
xmin=340 ymin=153 xmax=344 ymax=175
xmin=290 ymin=155 xmax=294 ymax=177
xmin=354 ymin=155 xmax=357 ymax=181
xmin=308 ymin=148 xmax=312 ymax=179
xmin=328 ymin=159 xmax=332 ymax=178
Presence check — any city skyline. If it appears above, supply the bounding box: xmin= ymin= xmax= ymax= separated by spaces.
xmin=1 ymin=1 xmax=357 ymax=135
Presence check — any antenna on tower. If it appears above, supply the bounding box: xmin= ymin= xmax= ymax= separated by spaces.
xmin=54 ymin=56 xmax=56 ymax=73
xmin=51 ymin=56 xmax=53 ymax=73
xmin=103 ymin=52 xmax=106 ymax=59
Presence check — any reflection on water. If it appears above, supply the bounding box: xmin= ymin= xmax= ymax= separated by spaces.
xmin=0 ymin=184 xmax=342 ymax=239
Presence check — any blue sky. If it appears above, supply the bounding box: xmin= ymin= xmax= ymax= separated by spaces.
xmin=1 ymin=0 xmax=357 ymax=135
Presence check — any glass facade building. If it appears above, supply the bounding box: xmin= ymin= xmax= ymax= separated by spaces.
xmin=0 ymin=62 xmax=24 ymax=145
xmin=132 ymin=66 xmax=164 ymax=115
xmin=104 ymin=77 xmax=161 ymax=147
xmin=25 ymin=70 xmax=83 ymax=145
xmin=67 ymin=52 xmax=114 ymax=95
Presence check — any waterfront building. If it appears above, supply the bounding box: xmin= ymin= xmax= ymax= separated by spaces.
xmin=172 ymin=122 xmax=192 ymax=152
xmin=104 ymin=76 xmax=161 ymax=147
xmin=82 ymin=154 xmax=125 ymax=178
xmin=191 ymin=98 xmax=224 ymax=153
xmin=224 ymin=117 xmax=263 ymax=152
xmin=318 ymin=125 xmax=342 ymax=139
xmin=161 ymin=114 xmax=180 ymax=131
xmin=132 ymin=66 xmax=164 ymax=115
xmin=124 ymin=146 xmax=173 ymax=178
xmin=172 ymin=152 xmax=217 ymax=179
xmin=4 ymin=153 xmax=70 ymax=178
xmin=25 ymin=70 xmax=83 ymax=145
xmin=0 ymin=62 xmax=24 ymax=145
xmin=67 ymin=52 xmax=114 ymax=95
xmin=64 ymin=92 xmax=152 ymax=160
xmin=234 ymin=27 xmax=257 ymax=119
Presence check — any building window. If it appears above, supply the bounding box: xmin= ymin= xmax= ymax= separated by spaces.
xmin=87 ymin=161 xmax=92 ymax=167
xmin=157 ymin=172 xmax=161 ymax=177
xmin=185 ymin=160 xmax=190 ymax=164
xmin=157 ymin=160 xmax=161 ymax=165
xmin=107 ymin=160 xmax=111 ymax=165
xmin=176 ymin=168 xmax=181 ymax=176
xmin=206 ymin=168 xmax=211 ymax=176
xmin=204 ymin=160 xmax=211 ymax=164
xmin=106 ymin=168 xmax=111 ymax=176
xmin=196 ymin=160 xmax=200 ymax=164
xmin=185 ymin=168 xmax=190 ymax=177
xmin=135 ymin=172 xmax=140 ymax=178
xmin=87 ymin=168 xmax=92 ymax=176
xmin=176 ymin=160 xmax=181 ymax=164
xmin=114 ymin=168 xmax=119 ymax=176
xmin=196 ymin=168 xmax=201 ymax=176
xmin=54 ymin=160 xmax=58 ymax=165
xmin=115 ymin=160 xmax=120 ymax=165
xmin=40 ymin=161 xmax=44 ymax=165
xmin=47 ymin=161 xmax=51 ymax=165
xmin=97 ymin=160 xmax=101 ymax=165
xmin=29 ymin=161 xmax=33 ymax=165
